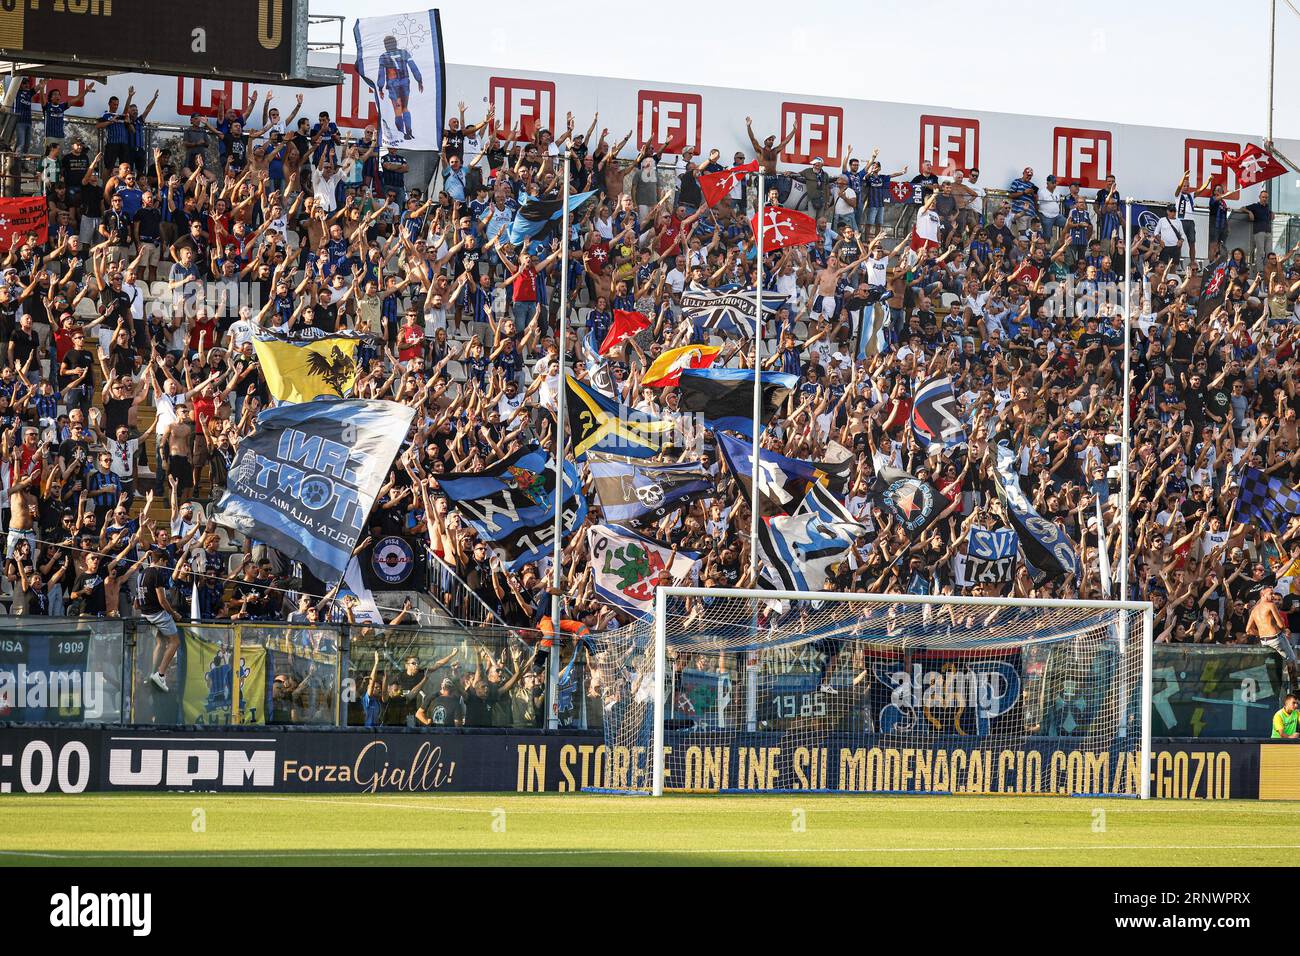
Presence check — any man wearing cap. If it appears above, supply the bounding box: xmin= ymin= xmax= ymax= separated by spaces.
xmin=799 ymin=157 xmax=830 ymax=217
xmin=1037 ymin=175 xmax=1065 ymax=242
xmin=1153 ymin=203 xmax=1187 ymax=266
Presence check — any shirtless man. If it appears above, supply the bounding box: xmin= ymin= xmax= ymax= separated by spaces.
xmin=161 ymin=406 xmax=197 ymax=497
xmin=1247 ymin=588 xmax=1299 ymax=687
xmin=744 ymin=117 xmax=797 ymax=177
xmin=6 ymin=472 xmax=38 ymax=558
xmin=810 ymin=252 xmax=867 ymax=329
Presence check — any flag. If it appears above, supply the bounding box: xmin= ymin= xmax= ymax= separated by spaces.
xmin=212 ymin=399 xmax=414 ymax=584
xmin=0 ymin=197 xmax=48 ymax=251
xmin=757 ymin=484 xmax=866 ymax=592
xmin=910 ymin=375 xmax=967 ymax=451
xmin=352 ymin=11 xmax=446 ymax=154
xmin=873 ymin=465 xmax=945 ymax=537
xmin=678 ymin=367 xmax=798 ymax=434
xmin=1228 ymin=143 xmax=1287 ymax=188
xmin=252 ymin=329 xmax=366 ymax=404
xmin=599 ymin=309 xmax=650 ymax=355
xmin=506 ymin=189 xmax=597 ymax=246
xmin=588 ymin=454 xmax=710 ymax=524
xmin=991 ymin=440 xmax=1080 ymax=580
xmin=699 ymin=159 xmax=758 ymax=208
xmin=587 ymin=524 xmax=699 ymax=617
xmin=1203 ymin=262 xmax=1229 ymax=298
xmin=190 ymin=571 xmax=202 ymax=623
xmin=1095 ymin=499 xmax=1112 ymax=598
xmin=1235 ymin=465 xmax=1300 ymax=534
xmin=717 ymin=431 xmax=850 ymax=511
xmin=965 ymin=526 xmax=1019 ymax=584
xmin=642 ymin=343 xmax=721 ymax=388
xmin=911 ymin=206 xmax=941 ymax=251
xmin=437 ymin=444 xmax=588 ymax=570
xmin=580 ymin=331 xmax=616 ymax=398
xmin=680 ymin=287 xmax=787 ymax=338
xmin=181 ymin=629 xmax=266 ymax=726
xmin=565 ymin=374 xmax=678 ymax=461
xmin=339 ymin=557 xmax=385 ymax=625
xmin=750 ymin=204 xmax=818 ymax=250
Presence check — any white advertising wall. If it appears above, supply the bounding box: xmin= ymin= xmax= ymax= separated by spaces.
xmin=39 ymin=60 xmax=1299 ymax=207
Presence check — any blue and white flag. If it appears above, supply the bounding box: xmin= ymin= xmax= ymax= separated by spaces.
xmin=717 ymin=431 xmax=850 ymax=510
xmin=965 ymin=526 xmax=1019 ymax=584
xmin=757 ymin=484 xmax=866 ymax=592
xmin=1236 ymin=465 xmax=1300 ymax=534
xmin=678 ymin=367 xmax=798 ymax=437
xmin=506 ymin=190 xmax=598 ymax=247
xmin=992 ymin=440 xmax=1079 ymax=581
xmin=910 ymin=374 xmax=967 ymax=451
xmin=681 ymin=287 xmax=787 ymax=338
xmin=353 ymin=10 xmax=446 ymax=154
xmin=588 ymin=454 xmax=710 ymax=524
xmin=437 ymin=444 xmax=588 ymax=570
xmin=213 ymin=399 xmax=415 ymax=585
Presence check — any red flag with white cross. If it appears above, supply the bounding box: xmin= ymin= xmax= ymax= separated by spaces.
xmin=1228 ymin=143 xmax=1287 ymax=188
xmin=750 ymin=205 xmax=818 ymax=251
xmin=700 ymin=160 xmax=758 ymax=208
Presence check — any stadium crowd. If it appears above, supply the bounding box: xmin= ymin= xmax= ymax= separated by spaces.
xmin=2 ymin=80 xmax=1299 ymax=724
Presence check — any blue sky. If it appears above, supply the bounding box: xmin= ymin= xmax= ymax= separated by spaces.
xmin=338 ymin=0 xmax=1300 ymax=137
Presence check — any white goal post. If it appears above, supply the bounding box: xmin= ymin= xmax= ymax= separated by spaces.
xmin=590 ymin=588 xmax=1155 ymax=798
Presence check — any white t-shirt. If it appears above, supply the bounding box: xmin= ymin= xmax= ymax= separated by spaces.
xmin=154 ymin=390 xmax=187 ymax=437
xmin=865 ymin=255 xmax=888 ymax=288
xmin=226 ymin=319 xmax=255 ymax=350
xmin=665 ymin=268 xmax=686 ymax=295
xmin=1037 ymin=187 xmax=1062 ymax=218
xmin=833 ymin=187 xmax=857 ymax=217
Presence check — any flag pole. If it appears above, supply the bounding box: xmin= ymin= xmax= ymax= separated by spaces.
xmin=746 ymin=172 xmax=766 ymax=732
xmin=1120 ymin=198 xmax=1132 ymax=600
xmin=547 ymin=149 xmax=572 ymax=731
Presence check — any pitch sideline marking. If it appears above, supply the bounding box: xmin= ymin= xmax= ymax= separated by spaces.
xmin=3 ymin=844 xmax=1299 ymax=861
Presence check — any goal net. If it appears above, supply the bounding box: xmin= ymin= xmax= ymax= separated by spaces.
xmin=587 ymin=589 xmax=1153 ymax=797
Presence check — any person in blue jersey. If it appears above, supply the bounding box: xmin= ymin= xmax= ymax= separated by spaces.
xmin=95 ymin=92 xmax=133 ymax=173
xmin=377 ymin=34 xmax=425 ymax=141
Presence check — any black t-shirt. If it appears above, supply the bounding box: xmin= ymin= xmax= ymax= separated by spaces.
xmin=140 ymin=565 xmax=169 ymax=612
xmin=134 ymin=205 xmax=162 ymax=242
xmin=72 ymin=571 xmax=106 ymax=616
xmin=442 ymin=128 xmax=465 ymax=159
xmin=9 ymin=326 xmax=38 ymax=365
xmin=61 ymin=347 xmax=94 ymax=391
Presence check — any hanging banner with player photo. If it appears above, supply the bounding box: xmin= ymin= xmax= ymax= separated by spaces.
xmin=964 ymin=526 xmax=1019 ymax=584
xmin=212 ymin=400 xmax=416 ymax=585
xmin=181 ymin=629 xmax=267 ymax=726
xmin=353 ymin=10 xmax=446 ymax=153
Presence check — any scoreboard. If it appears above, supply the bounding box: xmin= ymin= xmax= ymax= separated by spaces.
xmin=0 ymin=0 xmax=324 ymax=85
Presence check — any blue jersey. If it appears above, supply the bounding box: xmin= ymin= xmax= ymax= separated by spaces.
xmin=864 ymin=175 xmax=891 ymax=208
xmin=14 ymin=87 xmax=31 ymax=123
xmin=101 ymin=110 xmax=129 ymax=145
xmin=42 ymin=100 xmax=68 ymax=139
xmin=377 ymin=49 xmax=423 ymax=92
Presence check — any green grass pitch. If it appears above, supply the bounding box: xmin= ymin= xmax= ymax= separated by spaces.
xmin=0 ymin=794 xmax=1295 ymax=866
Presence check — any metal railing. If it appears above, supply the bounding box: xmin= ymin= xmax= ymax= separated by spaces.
xmin=0 ymin=616 xmax=558 ymax=730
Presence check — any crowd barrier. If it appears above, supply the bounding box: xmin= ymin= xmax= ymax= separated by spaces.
xmin=0 ymin=617 xmax=1285 ymax=738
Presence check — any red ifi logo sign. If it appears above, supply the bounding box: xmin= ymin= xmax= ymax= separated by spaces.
xmin=336 ymin=63 xmax=379 ymax=131
xmin=780 ymin=102 xmax=843 ymax=167
xmin=489 ymin=76 xmax=555 ymax=143
xmin=175 ymin=78 xmax=255 ymax=119
xmin=1053 ymin=127 xmax=1112 ymax=188
xmin=1185 ymin=138 xmax=1240 ymax=191
xmin=919 ymin=115 xmax=979 ymax=174
xmin=637 ymin=90 xmax=701 ymax=155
